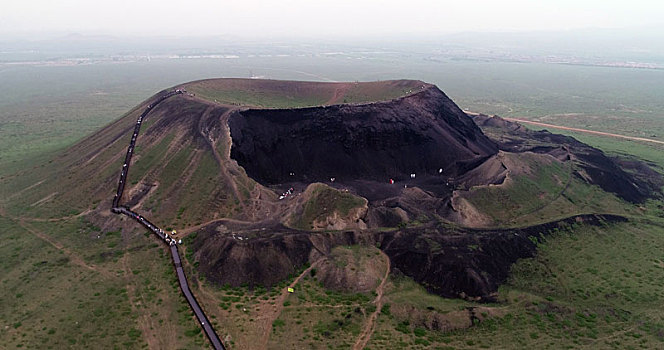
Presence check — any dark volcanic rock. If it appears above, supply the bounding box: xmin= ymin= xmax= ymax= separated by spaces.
xmin=381 ymin=214 xmax=626 ymax=300
xmin=472 ymin=114 xmax=663 ymax=203
xmin=191 ymin=228 xmax=314 ymax=288
xmin=192 ymin=214 xmax=625 ymax=300
xmin=228 ymin=86 xmax=497 ymax=185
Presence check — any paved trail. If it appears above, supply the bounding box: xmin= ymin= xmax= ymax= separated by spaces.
xmin=110 ymin=89 xmax=225 ymax=350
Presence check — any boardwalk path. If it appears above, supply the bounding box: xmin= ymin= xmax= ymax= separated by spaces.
xmin=110 ymin=90 xmax=225 ymax=350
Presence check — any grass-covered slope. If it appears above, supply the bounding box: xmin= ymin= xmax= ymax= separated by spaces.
xmin=0 ymin=90 xmax=265 ymax=229
xmin=0 ymin=216 xmax=210 ymax=349
xmin=455 ymin=152 xmax=630 ymax=227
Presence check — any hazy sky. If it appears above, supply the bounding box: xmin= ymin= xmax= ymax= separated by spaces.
xmin=2 ymin=0 xmax=663 ymax=38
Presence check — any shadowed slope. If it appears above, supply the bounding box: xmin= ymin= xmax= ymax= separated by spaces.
xmin=228 ymin=86 xmax=498 ymax=185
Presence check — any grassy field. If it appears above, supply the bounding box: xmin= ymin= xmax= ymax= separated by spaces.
xmin=176 ymin=214 xmax=664 ymax=349
xmin=179 ymin=244 xmax=386 ymax=349
xmin=0 ymin=215 xmax=206 ymax=349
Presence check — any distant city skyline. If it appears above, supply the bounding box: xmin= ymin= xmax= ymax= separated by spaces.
xmin=2 ymin=0 xmax=663 ymax=39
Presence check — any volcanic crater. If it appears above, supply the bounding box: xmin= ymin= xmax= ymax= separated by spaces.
xmin=77 ymin=78 xmax=661 ymax=301
xmin=227 ymin=84 xmax=497 ymax=186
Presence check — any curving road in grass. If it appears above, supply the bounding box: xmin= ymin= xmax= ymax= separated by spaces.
xmin=110 ymin=89 xmax=225 ymax=350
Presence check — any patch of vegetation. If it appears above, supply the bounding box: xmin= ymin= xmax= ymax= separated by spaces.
xmin=0 ymin=213 xmax=204 ymax=349
xmin=291 ymin=183 xmax=366 ymax=230
xmin=463 ymin=153 xmax=629 ymax=226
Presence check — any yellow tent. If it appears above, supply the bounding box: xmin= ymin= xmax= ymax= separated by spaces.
xmin=287 ymin=287 xmax=294 ymax=293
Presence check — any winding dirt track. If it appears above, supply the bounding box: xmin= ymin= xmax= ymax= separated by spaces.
xmin=259 ymin=261 xmax=321 ymax=349
xmin=353 ymin=251 xmax=391 ymax=350
xmin=504 ymin=118 xmax=664 ymax=145
xmin=16 ymin=219 xmax=109 ymax=276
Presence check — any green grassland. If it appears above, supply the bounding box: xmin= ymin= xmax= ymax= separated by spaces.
xmin=267 ymin=277 xmax=373 ymax=350
xmin=179 ymin=215 xmax=664 ymax=349
xmin=188 ymin=86 xmax=328 ymax=109
xmin=0 ymin=215 xmax=205 ymax=349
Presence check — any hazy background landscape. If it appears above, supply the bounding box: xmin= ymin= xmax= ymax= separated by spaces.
xmin=2 ymin=29 xmax=664 ymax=174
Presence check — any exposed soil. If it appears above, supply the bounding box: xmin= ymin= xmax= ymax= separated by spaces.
xmin=353 ymin=250 xmax=390 ymax=350
xmin=316 ymin=245 xmax=386 ymax=293
xmin=286 ymin=183 xmax=368 ymax=231
xmin=124 ymin=182 xmax=157 ymax=208
xmin=191 ymin=224 xmax=315 ymax=288
xmin=390 ymin=303 xmax=506 ymax=333
xmin=191 ymin=214 xmax=625 ymax=301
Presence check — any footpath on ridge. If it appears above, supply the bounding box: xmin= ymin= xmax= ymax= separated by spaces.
xmin=110 ymin=89 xmax=225 ymax=350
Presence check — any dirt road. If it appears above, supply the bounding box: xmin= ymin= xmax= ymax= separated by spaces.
xmin=503 ymin=118 xmax=664 ymax=146
xmin=258 ymin=261 xmax=320 ymax=349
